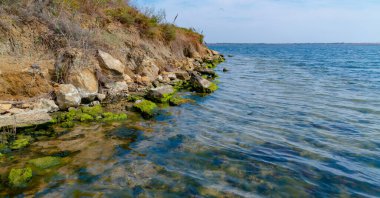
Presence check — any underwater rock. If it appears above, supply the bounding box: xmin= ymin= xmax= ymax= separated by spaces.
xmin=28 ymin=156 xmax=62 ymax=169
xmin=8 ymin=167 xmax=32 ymax=188
xmin=169 ymin=96 xmax=192 ymax=106
xmin=223 ymin=68 xmax=229 ymax=72
xmin=10 ymin=135 xmax=33 ymax=150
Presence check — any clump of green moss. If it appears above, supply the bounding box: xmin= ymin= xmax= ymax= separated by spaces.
xmin=133 ymin=100 xmax=158 ymax=118
xmin=208 ymin=82 xmax=218 ymax=93
xmin=101 ymin=112 xmax=128 ymax=122
xmin=10 ymin=135 xmax=33 ymax=150
xmin=173 ymin=80 xmax=191 ymax=91
xmin=8 ymin=167 xmax=32 ymax=188
xmin=169 ymin=97 xmax=192 ymax=106
xmin=28 ymin=156 xmax=62 ymax=169
xmin=54 ymin=105 xmax=127 ymax=127
xmin=127 ymin=95 xmax=144 ymax=102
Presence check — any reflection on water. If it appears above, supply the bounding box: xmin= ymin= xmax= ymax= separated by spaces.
xmin=1 ymin=44 xmax=380 ymax=197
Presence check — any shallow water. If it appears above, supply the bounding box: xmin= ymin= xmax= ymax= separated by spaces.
xmin=2 ymin=44 xmax=380 ymax=197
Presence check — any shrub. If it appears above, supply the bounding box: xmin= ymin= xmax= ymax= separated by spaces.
xmin=161 ymin=24 xmax=176 ymax=42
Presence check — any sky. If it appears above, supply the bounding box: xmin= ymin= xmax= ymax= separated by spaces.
xmin=132 ymin=0 xmax=380 ymax=43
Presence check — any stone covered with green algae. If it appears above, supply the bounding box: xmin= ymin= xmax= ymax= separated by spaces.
xmin=8 ymin=167 xmax=33 ymax=188
xmin=169 ymin=96 xmax=193 ymax=106
xmin=10 ymin=135 xmax=33 ymax=150
xmin=28 ymin=156 xmax=62 ymax=169
xmin=54 ymin=105 xmax=128 ymax=128
xmin=133 ymin=100 xmax=158 ymax=118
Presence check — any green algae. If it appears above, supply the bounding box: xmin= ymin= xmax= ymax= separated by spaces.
xmin=169 ymin=96 xmax=192 ymax=106
xmin=28 ymin=156 xmax=62 ymax=169
xmin=133 ymin=100 xmax=158 ymax=118
xmin=208 ymin=82 xmax=218 ymax=93
xmin=54 ymin=105 xmax=128 ymax=127
xmin=10 ymin=135 xmax=33 ymax=150
xmin=8 ymin=167 xmax=32 ymax=188
xmin=127 ymin=95 xmax=144 ymax=102
xmin=101 ymin=112 xmax=128 ymax=122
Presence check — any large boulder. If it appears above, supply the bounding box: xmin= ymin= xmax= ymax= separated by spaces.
xmin=147 ymin=85 xmax=175 ymax=103
xmin=97 ymin=50 xmax=125 ymax=75
xmin=68 ymin=69 xmax=99 ymax=98
xmin=0 ymin=110 xmax=52 ymax=128
xmin=55 ymin=84 xmax=81 ymax=109
xmin=190 ymin=72 xmax=218 ymax=93
xmin=34 ymin=99 xmax=59 ymax=113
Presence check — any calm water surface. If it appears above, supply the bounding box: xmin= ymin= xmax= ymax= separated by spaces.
xmin=3 ymin=44 xmax=380 ymax=197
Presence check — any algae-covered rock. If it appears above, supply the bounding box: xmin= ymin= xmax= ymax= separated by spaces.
xmin=190 ymin=72 xmax=218 ymax=93
xmin=60 ymin=121 xmax=75 ymax=128
xmin=169 ymin=97 xmax=192 ymax=106
xmin=101 ymin=112 xmax=128 ymax=122
xmin=28 ymin=156 xmax=62 ymax=169
xmin=10 ymin=135 xmax=33 ymax=150
xmin=147 ymin=85 xmax=175 ymax=103
xmin=80 ymin=105 xmax=103 ymax=117
xmin=133 ymin=100 xmax=158 ymax=118
xmin=8 ymin=167 xmax=32 ymax=188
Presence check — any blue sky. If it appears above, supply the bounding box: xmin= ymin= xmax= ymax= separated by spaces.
xmin=132 ymin=0 xmax=380 ymax=43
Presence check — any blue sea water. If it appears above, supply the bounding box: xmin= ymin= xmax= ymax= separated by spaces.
xmin=6 ymin=44 xmax=380 ymax=197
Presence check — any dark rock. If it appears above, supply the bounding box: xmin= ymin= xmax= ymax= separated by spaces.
xmin=223 ymin=68 xmax=229 ymax=72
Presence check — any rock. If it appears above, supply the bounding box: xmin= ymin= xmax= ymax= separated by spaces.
xmin=190 ymin=72 xmax=218 ymax=93
xmin=147 ymin=85 xmax=175 ymax=103
xmin=55 ymin=84 xmax=81 ymax=110
xmin=7 ymin=108 xmax=26 ymax=115
xmin=97 ymin=50 xmax=125 ymax=75
xmin=20 ymin=103 xmax=33 ymax=109
xmin=8 ymin=167 xmax=33 ymax=188
xmin=0 ymin=104 xmax=12 ymax=114
xmin=105 ymin=81 xmax=128 ymax=96
xmin=0 ymin=110 xmax=52 ymax=128
xmin=223 ymin=68 xmax=229 ymax=72
xmin=11 ymin=135 xmax=32 ymax=150
xmin=133 ymin=100 xmax=158 ymax=118
xmin=0 ymin=69 xmax=2 ymax=75
xmin=34 ymin=99 xmax=59 ymax=113
xmin=28 ymin=156 xmax=62 ymax=169
xmin=210 ymin=50 xmax=220 ymax=56
xmin=136 ymin=58 xmax=160 ymax=82
xmin=97 ymin=94 xmax=106 ymax=102
xmin=68 ymin=69 xmax=98 ymax=98
xmin=123 ymin=74 xmax=133 ymax=83
xmin=196 ymin=68 xmax=217 ymax=77
xmin=167 ymin=73 xmax=177 ymax=80
xmin=90 ymin=101 xmax=100 ymax=106
xmin=174 ymin=71 xmax=190 ymax=81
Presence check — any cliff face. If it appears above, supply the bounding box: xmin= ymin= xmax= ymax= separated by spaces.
xmin=0 ymin=0 xmax=221 ymax=101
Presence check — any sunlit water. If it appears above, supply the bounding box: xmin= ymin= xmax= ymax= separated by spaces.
xmin=2 ymin=44 xmax=380 ymax=197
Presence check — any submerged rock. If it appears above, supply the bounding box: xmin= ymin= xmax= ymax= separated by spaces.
xmin=55 ymin=84 xmax=81 ymax=110
xmin=147 ymin=85 xmax=175 ymax=103
xmin=223 ymin=68 xmax=229 ymax=72
xmin=10 ymin=135 xmax=32 ymax=150
xmin=8 ymin=167 xmax=32 ymax=188
xmin=169 ymin=96 xmax=192 ymax=106
xmin=28 ymin=156 xmax=62 ymax=169
xmin=133 ymin=100 xmax=157 ymax=118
